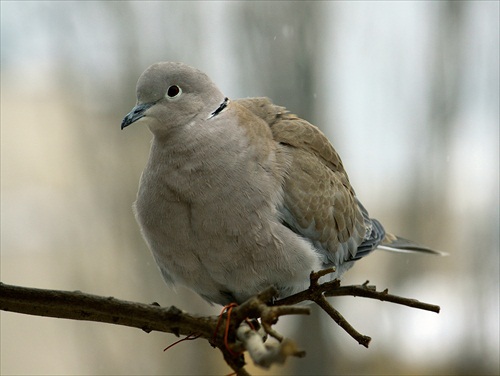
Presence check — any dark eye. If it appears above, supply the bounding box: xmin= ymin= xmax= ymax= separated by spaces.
xmin=166 ymin=85 xmax=182 ymax=98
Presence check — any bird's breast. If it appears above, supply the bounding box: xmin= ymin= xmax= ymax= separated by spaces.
xmin=135 ymin=126 xmax=289 ymax=264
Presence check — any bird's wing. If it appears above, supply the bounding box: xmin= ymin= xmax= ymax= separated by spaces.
xmin=235 ymin=97 xmax=381 ymax=264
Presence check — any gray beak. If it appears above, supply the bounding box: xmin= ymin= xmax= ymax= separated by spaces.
xmin=121 ymin=102 xmax=154 ymax=129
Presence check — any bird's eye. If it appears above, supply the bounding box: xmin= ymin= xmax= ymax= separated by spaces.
xmin=166 ymin=85 xmax=182 ymax=99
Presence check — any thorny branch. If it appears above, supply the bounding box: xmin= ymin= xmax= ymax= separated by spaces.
xmin=0 ymin=269 xmax=441 ymax=375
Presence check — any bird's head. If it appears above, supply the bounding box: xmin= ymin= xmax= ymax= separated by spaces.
xmin=121 ymin=62 xmax=225 ymax=136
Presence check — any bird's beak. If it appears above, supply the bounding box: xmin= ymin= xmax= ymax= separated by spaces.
xmin=121 ymin=102 xmax=154 ymax=129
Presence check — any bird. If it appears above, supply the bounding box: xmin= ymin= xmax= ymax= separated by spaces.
xmin=121 ymin=62 xmax=441 ymax=306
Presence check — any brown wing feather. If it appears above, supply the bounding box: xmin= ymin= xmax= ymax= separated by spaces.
xmin=235 ymin=97 xmax=367 ymax=261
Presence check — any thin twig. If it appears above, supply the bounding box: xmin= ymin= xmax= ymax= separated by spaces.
xmin=275 ymin=273 xmax=440 ymax=314
xmin=325 ymin=284 xmax=441 ymax=313
xmin=314 ymin=294 xmax=371 ymax=347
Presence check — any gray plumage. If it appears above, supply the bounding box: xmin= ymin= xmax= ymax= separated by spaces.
xmin=121 ymin=62 xmax=442 ymax=305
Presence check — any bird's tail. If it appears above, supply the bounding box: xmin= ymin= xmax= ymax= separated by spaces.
xmin=378 ymin=233 xmax=447 ymax=256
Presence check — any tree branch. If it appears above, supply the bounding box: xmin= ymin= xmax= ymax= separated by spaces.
xmin=275 ymin=271 xmax=440 ymax=313
xmin=0 ymin=282 xmax=308 ymax=374
xmin=0 ymin=269 xmax=442 ymax=375
xmin=325 ymin=282 xmax=441 ymax=313
xmin=0 ymin=282 xmax=214 ymax=337
xmin=273 ymin=269 xmax=440 ymax=348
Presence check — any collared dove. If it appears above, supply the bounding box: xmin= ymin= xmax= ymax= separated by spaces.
xmin=122 ymin=62 xmax=441 ymax=305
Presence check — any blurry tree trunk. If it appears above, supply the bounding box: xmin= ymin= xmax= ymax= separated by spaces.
xmin=391 ymin=1 xmax=465 ymax=281
xmin=230 ymin=2 xmax=325 ymax=124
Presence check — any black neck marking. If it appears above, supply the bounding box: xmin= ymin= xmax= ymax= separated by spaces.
xmin=209 ymin=97 xmax=229 ymax=118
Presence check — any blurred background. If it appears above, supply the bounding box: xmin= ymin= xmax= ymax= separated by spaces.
xmin=1 ymin=1 xmax=498 ymax=375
